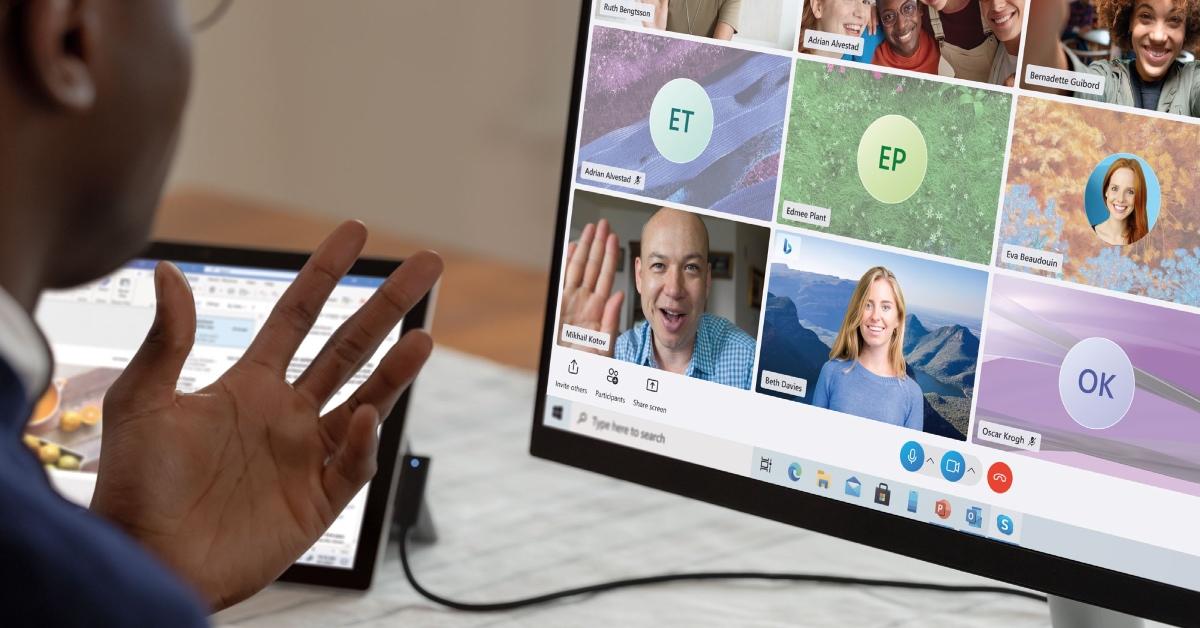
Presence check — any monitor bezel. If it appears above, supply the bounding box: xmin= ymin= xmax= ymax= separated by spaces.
xmin=529 ymin=3 xmax=1200 ymax=624
xmin=141 ymin=241 xmax=430 ymax=591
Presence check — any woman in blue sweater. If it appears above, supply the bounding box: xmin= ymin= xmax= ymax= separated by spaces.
xmin=812 ymin=267 xmax=924 ymax=430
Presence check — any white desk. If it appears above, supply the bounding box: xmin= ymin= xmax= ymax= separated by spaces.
xmin=213 ymin=349 xmax=1146 ymax=627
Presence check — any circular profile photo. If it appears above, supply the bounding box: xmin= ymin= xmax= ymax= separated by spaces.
xmin=1084 ymin=154 xmax=1160 ymax=247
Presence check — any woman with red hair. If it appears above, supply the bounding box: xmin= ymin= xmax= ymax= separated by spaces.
xmin=1094 ymin=158 xmax=1151 ymax=246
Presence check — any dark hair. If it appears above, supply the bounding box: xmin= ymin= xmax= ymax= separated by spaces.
xmin=1096 ymin=0 xmax=1200 ymax=52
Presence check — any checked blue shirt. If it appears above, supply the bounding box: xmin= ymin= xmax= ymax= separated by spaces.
xmin=614 ymin=313 xmax=756 ymax=390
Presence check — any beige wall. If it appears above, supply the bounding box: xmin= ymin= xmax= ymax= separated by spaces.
xmin=169 ymin=1 xmax=582 ymax=270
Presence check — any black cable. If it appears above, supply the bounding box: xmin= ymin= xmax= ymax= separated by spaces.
xmin=397 ymin=526 xmax=1049 ymax=613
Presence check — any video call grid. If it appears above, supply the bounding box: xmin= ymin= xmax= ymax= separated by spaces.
xmin=559 ymin=4 xmax=1200 ymax=499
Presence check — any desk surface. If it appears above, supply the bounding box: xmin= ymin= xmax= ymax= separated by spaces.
xmin=155 ymin=188 xmax=550 ymax=370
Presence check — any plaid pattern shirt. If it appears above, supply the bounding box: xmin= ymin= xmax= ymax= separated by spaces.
xmin=614 ymin=313 xmax=756 ymax=390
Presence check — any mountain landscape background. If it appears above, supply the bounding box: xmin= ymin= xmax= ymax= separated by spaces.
xmin=758 ymin=268 xmax=982 ymax=440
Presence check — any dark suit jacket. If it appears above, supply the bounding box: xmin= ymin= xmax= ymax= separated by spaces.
xmin=0 ymin=356 xmax=207 ymax=626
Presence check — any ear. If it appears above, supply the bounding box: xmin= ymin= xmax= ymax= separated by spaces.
xmin=634 ymin=256 xmax=643 ymax=294
xmin=22 ymin=0 xmax=97 ymax=111
xmin=812 ymin=0 xmax=825 ymax=19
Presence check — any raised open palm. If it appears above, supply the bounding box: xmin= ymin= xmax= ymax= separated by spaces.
xmin=558 ymin=220 xmax=624 ymax=357
xmin=89 ymin=222 xmax=443 ymax=610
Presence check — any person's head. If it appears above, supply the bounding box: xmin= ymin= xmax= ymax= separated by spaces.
xmin=879 ymin=0 xmax=923 ymax=56
xmin=634 ymin=208 xmax=711 ymax=356
xmin=830 ymin=267 xmax=908 ymax=377
xmin=980 ymin=0 xmax=1024 ymax=43
xmin=0 ymin=1 xmax=193 ymax=295
xmin=803 ymin=0 xmax=873 ymax=39
xmin=1101 ymin=158 xmax=1150 ymax=243
xmin=1097 ymin=0 xmax=1200 ymax=82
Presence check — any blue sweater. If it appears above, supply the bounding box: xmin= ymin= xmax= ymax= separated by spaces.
xmin=0 ymin=358 xmax=207 ymax=626
xmin=811 ymin=359 xmax=924 ymax=430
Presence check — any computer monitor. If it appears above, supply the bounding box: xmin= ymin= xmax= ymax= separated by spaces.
xmin=531 ymin=2 xmax=1200 ymax=625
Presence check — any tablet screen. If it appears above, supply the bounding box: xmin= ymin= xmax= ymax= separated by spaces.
xmin=31 ymin=258 xmax=398 ymax=571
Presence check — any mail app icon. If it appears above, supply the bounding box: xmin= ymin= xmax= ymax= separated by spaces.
xmin=844 ymin=476 xmax=862 ymax=498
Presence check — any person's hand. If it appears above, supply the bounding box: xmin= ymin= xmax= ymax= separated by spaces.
xmin=558 ymin=220 xmax=623 ymax=358
xmin=89 ymin=222 xmax=443 ymax=610
xmin=643 ymin=0 xmax=669 ymax=31
xmin=866 ymin=7 xmax=878 ymax=35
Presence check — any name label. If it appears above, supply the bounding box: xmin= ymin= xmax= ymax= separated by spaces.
xmin=1024 ymin=65 xmax=1106 ymax=96
xmin=561 ymin=324 xmax=612 ymax=352
xmin=783 ymin=202 xmax=832 ymax=228
xmin=1001 ymin=243 xmax=1064 ymax=274
xmin=580 ymin=161 xmax=647 ymax=191
xmin=598 ymin=1 xmax=655 ymax=21
xmin=976 ymin=420 xmax=1043 ymax=452
xmin=760 ymin=370 xmax=808 ymax=398
xmin=803 ymin=30 xmax=864 ymax=56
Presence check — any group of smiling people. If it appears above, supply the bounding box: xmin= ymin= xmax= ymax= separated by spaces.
xmin=802 ymin=0 xmax=1023 ymax=84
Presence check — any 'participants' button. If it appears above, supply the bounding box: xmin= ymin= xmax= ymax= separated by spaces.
xmin=1057 ymin=337 xmax=1135 ymax=430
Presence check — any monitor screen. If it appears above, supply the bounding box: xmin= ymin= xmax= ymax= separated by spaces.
xmin=535 ymin=0 xmax=1200 ymax=616
xmin=31 ymin=258 xmax=399 ymax=571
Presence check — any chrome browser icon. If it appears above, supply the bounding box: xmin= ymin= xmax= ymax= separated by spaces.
xmin=787 ymin=462 xmax=803 ymax=482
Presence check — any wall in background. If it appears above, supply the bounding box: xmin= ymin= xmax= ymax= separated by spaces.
xmin=169 ymin=1 xmax=581 ymax=269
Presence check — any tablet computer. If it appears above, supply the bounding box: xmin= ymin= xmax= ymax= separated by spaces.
xmin=30 ymin=241 xmax=432 ymax=590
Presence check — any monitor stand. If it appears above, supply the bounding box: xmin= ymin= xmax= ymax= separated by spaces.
xmin=1049 ymin=596 xmax=1145 ymax=628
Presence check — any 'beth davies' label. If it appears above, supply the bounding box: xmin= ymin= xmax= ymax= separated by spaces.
xmin=760 ymin=370 xmax=808 ymax=398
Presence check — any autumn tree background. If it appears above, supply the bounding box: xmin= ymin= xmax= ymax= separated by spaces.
xmin=1000 ymin=97 xmax=1200 ymax=305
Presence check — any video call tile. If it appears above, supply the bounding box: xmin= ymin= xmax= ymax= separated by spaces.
xmin=577 ymin=26 xmax=791 ymax=221
xmin=757 ymin=231 xmax=989 ymax=441
xmin=777 ymin=61 xmax=1011 ymax=264
xmin=975 ymin=274 xmax=1200 ymax=497
xmin=998 ymin=97 xmax=1200 ymax=307
xmin=559 ymin=191 xmax=771 ymax=391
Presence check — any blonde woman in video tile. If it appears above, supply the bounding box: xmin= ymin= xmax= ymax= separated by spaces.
xmin=1094 ymin=158 xmax=1151 ymax=246
xmin=812 ymin=267 xmax=924 ymax=430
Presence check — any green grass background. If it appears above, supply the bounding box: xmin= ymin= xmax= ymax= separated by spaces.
xmin=778 ymin=62 xmax=1012 ymax=264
